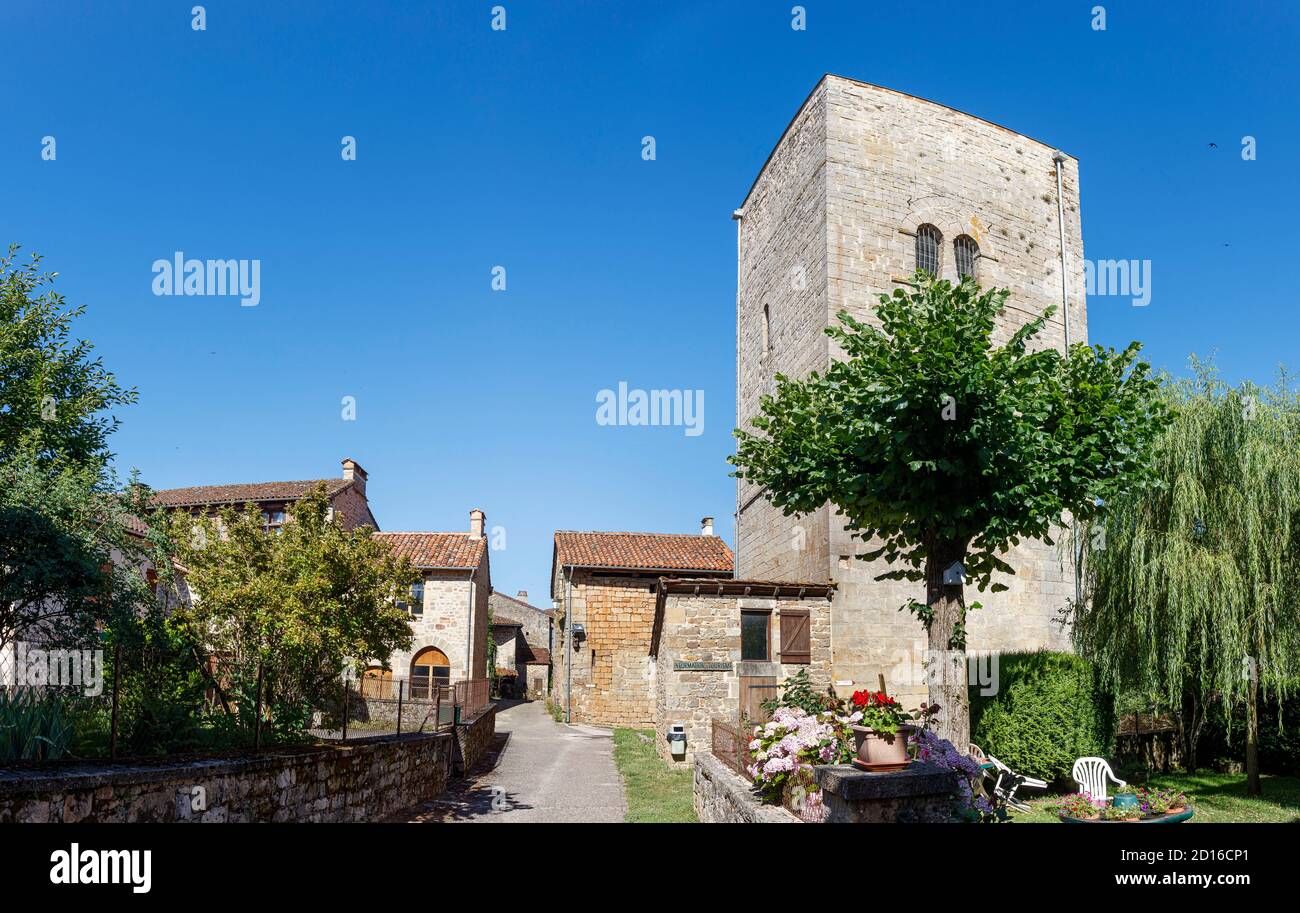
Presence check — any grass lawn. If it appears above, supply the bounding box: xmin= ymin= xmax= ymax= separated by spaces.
xmin=1013 ymin=771 xmax=1300 ymax=823
xmin=612 ymin=728 xmax=697 ymax=823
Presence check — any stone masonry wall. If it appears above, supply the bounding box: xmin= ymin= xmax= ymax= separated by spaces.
xmin=0 ymin=733 xmax=451 ymax=823
xmin=738 ymin=75 xmax=1079 ymax=705
xmin=693 ymin=752 xmax=799 ymax=824
xmin=552 ymin=571 xmax=658 ymax=727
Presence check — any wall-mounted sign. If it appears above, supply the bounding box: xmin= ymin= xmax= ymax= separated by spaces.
xmin=673 ymin=661 xmax=732 ymax=672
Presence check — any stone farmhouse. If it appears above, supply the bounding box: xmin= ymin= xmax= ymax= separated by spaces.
xmin=734 ymin=75 xmax=1083 ymax=706
xmin=550 ymin=524 xmax=734 ymax=727
xmin=489 ymin=589 xmax=553 ymax=700
xmin=147 ymin=458 xmax=492 ymax=695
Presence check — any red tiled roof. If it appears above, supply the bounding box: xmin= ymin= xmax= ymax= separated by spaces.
xmin=372 ymin=532 xmax=486 ymax=569
xmin=492 ymin=615 xmax=522 ymax=627
xmin=554 ymin=531 xmax=733 ymax=572
xmin=150 ymin=478 xmax=352 ymax=508
xmin=521 ymin=645 xmax=551 ymax=665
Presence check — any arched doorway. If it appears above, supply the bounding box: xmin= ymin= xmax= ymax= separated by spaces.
xmin=361 ymin=666 xmax=393 ymax=699
xmin=411 ymin=647 xmax=451 ymax=699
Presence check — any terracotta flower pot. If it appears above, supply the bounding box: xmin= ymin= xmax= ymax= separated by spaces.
xmin=851 ymin=724 xmax=914 ymax=771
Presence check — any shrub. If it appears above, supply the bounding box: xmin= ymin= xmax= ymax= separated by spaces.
xmin=970 ymin=650 xmax=1113 ymax=784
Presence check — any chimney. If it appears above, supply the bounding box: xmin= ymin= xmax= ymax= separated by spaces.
xmin=469 ymin=508 xmax=485 ymax=539
xmin=341 ymin=458 xmax=368 ymax=498
xmin=516 ymin=590 xmax=528 ymax=603
xmin=701 ymin=516 xmax=714 ymax=536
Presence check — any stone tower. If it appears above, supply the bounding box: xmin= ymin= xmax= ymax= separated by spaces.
xmin=735 ymin=75 xmax=1085 ymax=704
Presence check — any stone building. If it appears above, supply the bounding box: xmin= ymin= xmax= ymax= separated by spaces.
xmin=735 ymin=75 xmax=1083 ymax=705
xmin=150 ymin=458 xmax=380 ymax=531
xmin=489 ymin=589 xmax=553 ymax=699
xmin=550 ymin=524 xmax=733 ymax=727
xmin=370 ymin=511 xmax=492 ymax=694
xmin=650 ymin=578 xmax=834 ymax=764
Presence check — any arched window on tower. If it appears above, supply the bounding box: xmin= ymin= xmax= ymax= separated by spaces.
xmin=915 ymin=224 xmax=942 ymax=278
xmin=954 ymin=235 xmax=980 ymax=282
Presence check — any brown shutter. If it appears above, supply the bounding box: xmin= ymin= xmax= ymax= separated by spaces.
xmin=779 ymin=609 xmax=811 ymax=664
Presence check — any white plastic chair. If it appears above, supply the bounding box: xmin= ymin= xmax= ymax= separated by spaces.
xmin=1072 ymin=757 xmax=1126 ymax=801
xmin=987 ymin=754 xmax=1048 ymax=812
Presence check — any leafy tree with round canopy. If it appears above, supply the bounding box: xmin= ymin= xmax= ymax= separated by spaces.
xmin=731 ymin=274 xmax=1169 ymax=747
xmin=167 ymin=484 xmax=418 ymax=728
xmin=1072 ymin=362 xmax=1300 ymax=794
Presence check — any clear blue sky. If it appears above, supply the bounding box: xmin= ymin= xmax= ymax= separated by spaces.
xmin=3 ymin=1 xmax=1297 ymax=603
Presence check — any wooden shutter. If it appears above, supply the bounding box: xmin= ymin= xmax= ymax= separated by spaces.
xmin=779 ymin=609 xmax=811 ymax=664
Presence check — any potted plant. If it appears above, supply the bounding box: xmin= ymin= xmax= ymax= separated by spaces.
xmin=1051 ymin=792 xmax=1104 ymax=821
xmin=845 ymin=690 xmax=915 ymax=771
xmin=1112 ymin=784 xmax=1140 ymax=811
xmin=1100 ymin=804 xmax=1143 ymax=821
xmin=1137 ymin=787 xmax=1189 ymax=818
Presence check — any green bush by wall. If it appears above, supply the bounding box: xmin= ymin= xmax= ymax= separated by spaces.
xmin=970 ymin=650 xmax=1113 ymax=784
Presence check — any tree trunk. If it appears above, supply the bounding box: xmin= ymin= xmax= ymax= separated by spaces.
xmin=1246 ymin=658 xmax=1261 ymax=796
xmin=1179 ymin=685 xmax=1204 ymax=773
xmin=925 ymin=540 xmax=969 ymax=750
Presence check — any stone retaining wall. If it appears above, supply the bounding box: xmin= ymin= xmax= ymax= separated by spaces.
xmin=453 ymin=704 xmax=497 ymax=773
xmin=0 ymin=732 xmax=452 ymax=823
xmin=693 ymin=752 xmax=799 ymax=824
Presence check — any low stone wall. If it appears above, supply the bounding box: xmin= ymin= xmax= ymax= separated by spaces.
xmin=693 ymin=752 xmax=800 ymax=824
xmin=453 ymin=704 xmax=496 ymax=773
xmin=0 ymin=732 xmax=451 ymax=823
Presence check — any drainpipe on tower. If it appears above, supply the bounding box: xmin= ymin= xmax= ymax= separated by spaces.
xmin=732 ymin=206 xmax=745 ymax=579
xmin=1053 ymin=150 xmax=1082 ymax=606
xmin=564 ymin=565 xmax=573 ymax=723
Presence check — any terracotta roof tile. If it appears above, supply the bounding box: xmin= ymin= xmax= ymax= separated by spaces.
xmin=520 ymin=645 xmax=551 ymax=665
xmin=554 ymin=531 xmax=733 ymax=572
xmin=151 ymin=479 xmax=352 ymax=508
xmin=492 ymin=615 xmax=522 ymax=627
xmin=372 ymin=532 xmax=486 ymax=569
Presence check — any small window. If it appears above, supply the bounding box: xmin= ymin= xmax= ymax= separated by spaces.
xmin=408 ymin=581 xmax=424 ymax=616
xmin=762 ymin=304 xmax=772 ymax=358
xmin=741 ymin=610 xmax=770 ymax=662
xmin=954 ymin=235 xmax=979 ymax=281
xmin=915 ymin=224 xmax=942 ymax=278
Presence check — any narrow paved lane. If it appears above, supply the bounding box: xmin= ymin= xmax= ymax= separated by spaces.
xmin=402 ymin=700 xmax=627 ymax=823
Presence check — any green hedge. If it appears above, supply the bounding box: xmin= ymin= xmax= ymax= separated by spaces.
xmin=970 ymin=650 xmax=1113 ymax=783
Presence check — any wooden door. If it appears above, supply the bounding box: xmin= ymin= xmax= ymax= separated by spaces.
xmin=740 ymin=675 xmax=778 ymax=724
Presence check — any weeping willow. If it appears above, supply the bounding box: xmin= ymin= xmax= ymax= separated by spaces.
xmin=1072 ymin=359 xmax=1300 ymax=777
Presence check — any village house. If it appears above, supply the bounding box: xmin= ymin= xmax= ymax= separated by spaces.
xmin=368 ymin=515 xmax=491 ymax=697
xmin=489 ymin=590 xmax=553 ymax=700
xmin=550 ymin=522 xmax=733 ymax=727
xmin=650 ymin=577 xmax=834 ymax=764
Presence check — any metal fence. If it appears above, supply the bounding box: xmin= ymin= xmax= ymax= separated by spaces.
xmin=711 ymin=717 xmax=756 ymax=780
xmin=1 ymin=638 xmax=493 ymax=763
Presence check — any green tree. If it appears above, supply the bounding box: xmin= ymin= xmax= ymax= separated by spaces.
xmin=168 ymin=485 xmax=418 ymax=727
xmin=731 ymin=275 xmax=1167 ymax=747
xmin=1 ymin=246 xmax=152 ymax=650
xmin=1 ymin=246 xmax=136 ymax=472
xmin=1072 ymin=362 xmax=1300 ymax=794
